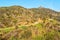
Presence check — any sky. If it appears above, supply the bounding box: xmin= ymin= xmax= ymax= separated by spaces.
xmin=0 ymin=0 xmax=60 ymax=11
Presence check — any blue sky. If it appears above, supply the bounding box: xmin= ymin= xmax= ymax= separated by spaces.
xmin=0 ymin=0 xmax=60 ymax=11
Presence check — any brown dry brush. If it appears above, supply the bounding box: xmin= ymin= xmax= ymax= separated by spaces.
xmin=0 ymin=29 xmax=22 ymax=40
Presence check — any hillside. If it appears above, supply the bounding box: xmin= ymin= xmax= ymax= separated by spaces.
xmin=0 ymin=6 xmax=60 ymax=40
xmin=0 ymin=6 xmax=60 ymax=28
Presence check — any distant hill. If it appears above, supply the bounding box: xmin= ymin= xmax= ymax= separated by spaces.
xmin=0 ymin=6 xmax=60 ymax=40
xmin=0 ymin=6 xmax=60 ymax=28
